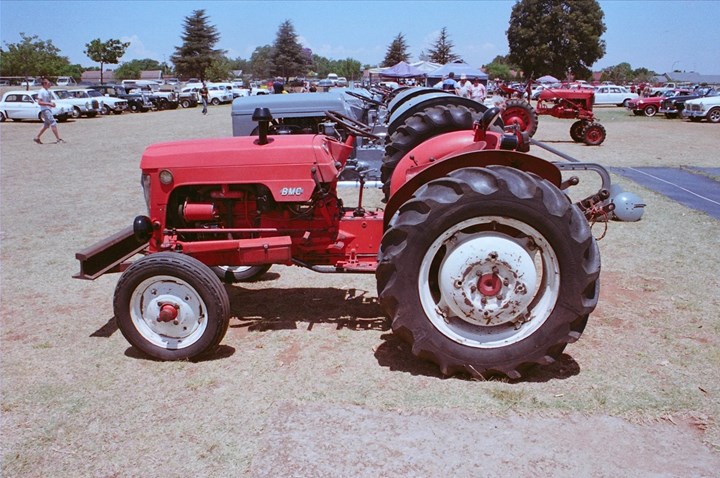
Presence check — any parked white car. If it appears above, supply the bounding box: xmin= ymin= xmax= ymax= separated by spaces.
xmin=69 ymin=88 xmax=128 ymax=114
xmin=181 ymin=86 xmax=233 ymax=105
xmin=56 ymin=76 xmax=77 ymax=87
xmin=51 ymin=89 xmax=99 ymax=118
xmin=212 ymin=82 xmax=249 ymax=99
xmin=593 ymin=85 xmax=638 ymax=107
xmin=682 ymin=93 xmax=720 ymax=123
xmin=0 ymin=90 xmax=71 ymax=122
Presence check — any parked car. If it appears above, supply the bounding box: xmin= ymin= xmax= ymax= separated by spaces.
xmin=181 ymin=86 xmax=233 ymax=105
xmin=0 ymin=90 xmax=71 ymax=122
xmin=177 ymin=89 xmax=199 ymax=108
xmin=69 ymin=88 xmax=128 ymax=115
xmin=682 ymin=92 xmax=720 ymax=123
xmin=56 ymin=76 xmax=77 ymax=87
xmin=89 ymin=84 xmax=153 ymax=113
xmin=19 ymin=78 xmax=38 ymax=87
xmin=336 ymin=77 xmax=348 ymax=87
xmin=593 ymin=85 xmax=638 ymax=107
xmin=660 ymin=87 xmax=718 ymax=118
xmin=51 ymin=89 xmax=100 ymax=118
xmin=626 ymin=89 xmax=691 ymax=117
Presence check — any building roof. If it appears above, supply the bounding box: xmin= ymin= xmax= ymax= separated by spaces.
xmin=140 ymin=70 xmax=163 ymax=80
xmin=653 ymin=72 xmax=720 ymax=85
xmin=81 ymin=70 xmax=116 ymax=83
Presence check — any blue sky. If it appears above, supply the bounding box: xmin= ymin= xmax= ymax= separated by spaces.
xmin=1 ymin=0 xmax=719 ymax=75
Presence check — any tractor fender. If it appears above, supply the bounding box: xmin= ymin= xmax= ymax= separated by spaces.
xmin=386 ymin=87 xmax=451 ymax=116
xmin=383 ymin=149 xmax=562 ymax=230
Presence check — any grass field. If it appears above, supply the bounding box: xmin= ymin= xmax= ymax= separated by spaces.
xmin=1 ymin=101 xmax=719 ymax=476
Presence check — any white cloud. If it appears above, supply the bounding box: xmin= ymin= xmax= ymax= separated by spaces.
xmin=120 ymin=34 xmax=162 ymax=62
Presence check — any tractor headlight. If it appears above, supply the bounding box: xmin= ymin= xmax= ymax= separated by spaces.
xmin=141 ymin=173 xmax=151 ymax=211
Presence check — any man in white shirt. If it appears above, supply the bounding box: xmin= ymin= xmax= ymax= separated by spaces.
xmin=470 ymin=78 xmax=487 ymax=103
xmin=455 ymin=74 xmax=472 ymax=98
xmin=34 ymin=78 xmax=64 ymax=144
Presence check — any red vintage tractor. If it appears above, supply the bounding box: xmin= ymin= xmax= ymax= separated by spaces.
xmin=500 ymin=83 xmax=607 ymax=146
xmin=75 ymin=105 xmax=611 ymax=379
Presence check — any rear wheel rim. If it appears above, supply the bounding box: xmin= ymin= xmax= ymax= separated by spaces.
xmin=418 ymin=216 xmax=560 ymax=348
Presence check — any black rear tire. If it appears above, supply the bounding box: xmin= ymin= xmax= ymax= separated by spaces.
xmin=502 ymin=99 xmax=539 ymax=137
xmin=570 ymin=120 xmax=587 ymax=142
xmin=377 ymin=166 xmax=600 ymax=379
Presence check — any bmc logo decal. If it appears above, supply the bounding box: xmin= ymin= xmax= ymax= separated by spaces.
xmin=280 ymin=187 xmax=304 ymax=196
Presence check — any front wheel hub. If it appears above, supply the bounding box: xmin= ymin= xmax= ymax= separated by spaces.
xmin=438 ymin=232 xmax=537 ymax=326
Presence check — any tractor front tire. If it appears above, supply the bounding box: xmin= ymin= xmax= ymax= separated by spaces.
xmin=502 ymin=99 xmax=539 ymax=137
xmin=212 ymin=265 xmax=272 ymax=283
xmin=113 ymin=252 xmax=230 ymax=361
xmin=582 ymin=122 xmax=606 ymax=146
xmin=377 ymin=166 xmax=600 ymax=379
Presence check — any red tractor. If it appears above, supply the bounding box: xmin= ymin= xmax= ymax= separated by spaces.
xmin=500 ymin=84 xmax=607 ymax=146
xmin=75 ymin=105 xmax=611 ymax=379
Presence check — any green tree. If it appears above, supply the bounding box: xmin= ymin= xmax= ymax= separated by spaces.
xmin=84 ymin=38 xmax=130 ymax=84
xmin=382 ymin=33 xmax=410 ymax=67
xmin=334 ymin=58 xmax=362 ymax=81
xmin=171 ymin=9 xmax=223 ymax=81
xmin=0 ymin=33 xmax=71 ymax=79
xmin=271 ymin=20 xmax=307 ymax=80
xmin=205 ymin=56 xmax=233 ymax=81
xmin=250 ymin=45 xmax=274 ymax=79
xmin=311 ymin=54 xmax=333 ymax=78
xmin=507 ymin=0 xmax=606 ymax=80
xmin=425 ymin=27 xmax=461 ymax=64
xmin=483 ymin=55 xmax=519 ymax=81
xmin=115 ymin=58 xmax=165 ymax=80
xmin=600 ymin=62 xmax=633 ymax=84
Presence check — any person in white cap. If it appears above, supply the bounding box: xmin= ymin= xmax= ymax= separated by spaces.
xmin=455 ymin=74 xmax=472 ymax=98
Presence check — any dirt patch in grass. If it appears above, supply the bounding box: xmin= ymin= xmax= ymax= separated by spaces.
xmin=2 ymin=104 xmax=719 ymax=476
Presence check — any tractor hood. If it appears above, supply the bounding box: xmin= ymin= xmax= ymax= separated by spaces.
xmin=140 ymin=135 xmax=352 ymax=202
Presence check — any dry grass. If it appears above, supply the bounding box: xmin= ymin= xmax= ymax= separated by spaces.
xmin=2 ymin=103 xmax=719 ymax=476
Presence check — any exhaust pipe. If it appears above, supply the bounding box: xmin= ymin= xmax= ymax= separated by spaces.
xmin=252 ymin=107 xmax=273 ymax=145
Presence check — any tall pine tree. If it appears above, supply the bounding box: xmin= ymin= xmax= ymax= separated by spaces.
xmin=382 ymin=33 xmax=410 ymax=67
xmin=171 ymin=9 xmax=223 ymax=81
xmin=271 ymin=20 xmax=307 ymax=81
xmin=426 ymin=27 xmax=461 ymax=64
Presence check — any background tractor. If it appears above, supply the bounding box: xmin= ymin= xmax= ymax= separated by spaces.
xmin=75 ymin=101 xmax=612 ymax=380
xmin=500 ymin=83 xmax=607 ymax=146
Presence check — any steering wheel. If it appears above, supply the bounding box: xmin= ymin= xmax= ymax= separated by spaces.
xmin=325 ymin=110 xmax=381 ymax=140
xmin=344 ymin=90 xmax=383 ymax=107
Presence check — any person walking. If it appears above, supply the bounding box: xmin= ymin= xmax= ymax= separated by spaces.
xmin=34 ymin=78 xmax=64 ymax=144
xmin=200 ymin=82 xmax=209 ymax=115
